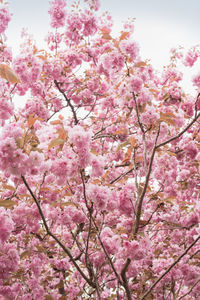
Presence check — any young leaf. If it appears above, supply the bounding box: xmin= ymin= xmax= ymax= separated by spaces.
xmin=134 ymin=61 xmax=147 ymax=68
xmin=0 ymin=200 xmax=17 ymax=208
xmin=2 ymin=184 xmax=15 ymax=191
xmin=119 ymin=31 xmax=129 ymax=41
xmin=28 ymin=114 xmax=38 ymax=128
xmin=48 ymin=138 xmax=65 ymax=150
xmin=0 ymin=64 xmax=21 ymax=84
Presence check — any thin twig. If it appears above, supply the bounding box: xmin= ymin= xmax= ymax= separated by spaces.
xmin=139 ymin=205 xmax=160 ymax=229
xmin=110 ymin=167 xmax=135 ymax=185
xmin=194 ymin=92 xmax=200 ymax=118
xmin=95 ymin=278 xmax=102 ymax=300
xmin=38 ymin=172 xmax=47 ymax=201
xmin=133 ymin=92 xmax=145 ymax=134
xmin=133 ymin=147 xmax=139 ymax=197
xmin=143 ymin=133 xmax=148 ymax=176
xmin=80 ymin=170 xmax=91 ymax=211
xmin=156 ymin=112 xmax=200 ymax=149
xmin=92 ymin=216 xmax=123 ymax=286
xmin=92 ymin=133 xmax=118 ymax=141
xmin=178 ymin=278 xmax=200 ymax=300
xmin=80 ymin=170 xmax=123 ymax=285
xmin=47 ymin=105 xmax=68 ymax=122
xmin=81 ymin=97 xmax=98 ymax=121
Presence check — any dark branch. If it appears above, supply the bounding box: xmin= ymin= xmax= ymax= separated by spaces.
xmin=140 ymin=234 xmax=200 ymax=299
xmin=121 ymin=258 xmax=132 ymax=300
xmin=156 ymin=113 xmax=200 ymax=149
xmin=133 ymin=92 xmax=145 ymax=134
xmin=178 ymin=278 xmax=200 ymax=300
xmin=54 ymin=80 xmax=79 ymax=124
xmin=110 ymin=167 xmax=135 ymax=185
xmin=134 ymin=124 xmax=160 ymax=236
xmin=21 ymin=175 xmax=95 ymax=288
xmin=91 ymin=215 xmax=123 ymax=285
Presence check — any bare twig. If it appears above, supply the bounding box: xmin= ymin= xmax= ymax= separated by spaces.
xmin=10 ymin=83 xmax=18 ymax=94
xmin=143 ymin=133 xmax=148 ymax=176
xmin=85 ymin=212 xmax=92 ymax=272
xmin=80 ymin=170 xmax=91 ymax=211
xmin=194 ymin=92 xmax=200 ymax=118
xmin=125 ymin=60 xmax=130 ymax=77
xmin=95 ymin=278 xmax=102 ymax=300
xmin=92 ymin=133 xmax=118 ymax=141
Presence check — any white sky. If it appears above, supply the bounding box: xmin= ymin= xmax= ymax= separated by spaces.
xmin=5 ymin=0 xmax=200 ymax=94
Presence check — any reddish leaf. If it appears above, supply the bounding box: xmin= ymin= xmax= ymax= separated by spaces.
xmin=134 ymin=61 xmax=147 ymax=68
xmin=50 ymin=120 xmax=63 ymax=125
xmin=119 ymin=31 xmax=129 ymax=41
xmin=28 ymin=114 xmax=38 ymax=128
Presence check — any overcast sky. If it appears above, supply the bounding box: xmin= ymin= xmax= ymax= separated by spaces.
xmin=5 ymin=0 xmax=200 ymax=93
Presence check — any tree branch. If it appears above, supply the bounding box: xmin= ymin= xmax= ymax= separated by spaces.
xmin=54 ymin=80 xmax=79 ymax=124
xmin=110 ymin=167 xmax=135 ymax=185
xmin=156 ymin=112 xmax=200 ymax=149
xmin=134 ymin=124 xmax=160 ymax=236
xmin=91 ymin=215 xmax=123 ymax=286
xmin=81 ymin=96 xmax=98 ymax=121
xmin=21 ymin=175 xmax=95 ymax=288
xmin=139 ymin=205 xmax=160 ymax=229
xmin=133 ymin=147 xmax=139 ymax=197
xmin=133 ymin=92 xmax=145 ymax=134
xmin=140 ymin=234 xmax=200 ymax=299
xmin=178 ymin=278 xmax=200 ymax=300
xmin=121 ymin=258 xmax=132 ymax=300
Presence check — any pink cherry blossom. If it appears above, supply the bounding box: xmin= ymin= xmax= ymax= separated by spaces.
xmin=119 ymin=39 xmax=139 ymax=61
xmin=49 ymin=0 xmax=67 ymax=28
xmin=0 ymin=6 xmax=11 ymax=34
xmin=192 ymin=71 xmax=200 ymax=87
xmin=0 ymin=209 xmax=14 ymax=244
xmin=0 ymin=1 xmax=199 ymax=299
xmin=183 ymin=47 xmax=199 ymax=67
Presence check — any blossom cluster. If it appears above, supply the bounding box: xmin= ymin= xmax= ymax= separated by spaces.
xmin=49 ymin=0 xmax=67 ymax=28
xmin=0 ymin=0 xmax=200 ymax=299
xmin=0 ymin=6 xmax=11 ymax=34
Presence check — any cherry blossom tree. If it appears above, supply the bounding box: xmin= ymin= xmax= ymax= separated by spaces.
xmin=0 ymin=0 xmax=200 ymax=299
